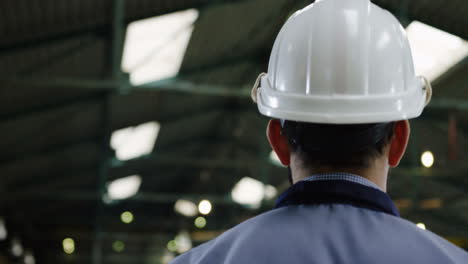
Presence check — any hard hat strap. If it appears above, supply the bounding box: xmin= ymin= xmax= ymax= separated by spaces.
xmin=251 ymin=72 xmax=266 ymax=103
xmin=420 ymin=76 xmax=432 ymax=106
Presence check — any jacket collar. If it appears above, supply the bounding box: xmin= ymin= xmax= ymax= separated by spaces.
xmin=275 ymin=180 xmax=400 ymax=217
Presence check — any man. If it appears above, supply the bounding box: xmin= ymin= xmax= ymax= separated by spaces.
xmin=172 ymin=0 xmax=468 ymax=263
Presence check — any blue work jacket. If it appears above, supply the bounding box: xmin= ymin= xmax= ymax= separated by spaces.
xmin=172 ymin=176 xmax=468 ymax=263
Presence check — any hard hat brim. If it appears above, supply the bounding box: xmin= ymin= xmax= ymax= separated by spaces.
xmin=256 ymin=75 xmax=428 ymax=124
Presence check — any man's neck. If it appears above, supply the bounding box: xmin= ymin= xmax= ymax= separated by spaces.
xmin=291 ymin=157 xmax=389 ymax=191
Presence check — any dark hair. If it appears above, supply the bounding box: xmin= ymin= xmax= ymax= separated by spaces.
xmin=281 ymin=120 xmax=395 ymax=169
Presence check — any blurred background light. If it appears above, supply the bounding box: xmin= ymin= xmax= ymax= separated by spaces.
xmin=0 ymin=218 xmax=7 ymax=241
xmin=11 ymin=238 xmax=23 ymax=257
xmin=416 ymin=223 xmax=427 ymax=230
xmin=394 ymin=199 xmax=413 ymax=210
xmin=175 ymin=231 xmax=192 ymax=254
xmin=198 ymin=200 xmax=212 ymax=215
xmin=166 ymin=240 xmax=178 ymax=252
xmin=231 ymin=177 xmax=265 ymax=209
xmin=162 ymin=251 xmax=175 ymax=264
xmin=421 ymin=151 xmax=434 ymax=168
xmin=194 ymin=217 xmax=207 ymax=229
xmin=406 ymin=21 xmax=468 ymax=81
xmin=110 ymin=121 xmax=160 ymax=161
xmin=264 ymin=185 xmax=278 ymax=200
xmin=107 ymin=175 xmax=142 ymax=200
xmin=121 ymin=211 xmax=134 ymax=224
xmin=62 ymin=238 xmax=75 ymax=255
xmin=23 ymin=251 xmax=35 ymax=264
xmin=174 ymin=199 xmax=198 ymax=217
xmin=420 ymin=198 xmax=442 ymax=210
xmin=112 ymin=241 xmax=125 ymax=253
xmin=122 ymin=9 xmax=199 ymax=84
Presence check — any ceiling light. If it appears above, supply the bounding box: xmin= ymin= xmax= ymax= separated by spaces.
xmin=0 ymin=218 xmax=7 ymax=240
xmin=406 ymin=21 xmax=468 ymax=81
xmin=231 ymin=177 xmax=265 ymax=209
xmin=107 ymin=175 xmax=142 ymax=200
xmin=11 ymin=238 xmax=23 ymax=257
xmin=162 ymin=251 xmax=175 ymax=264
xmin=23 ymin=251 xmax=35 ymax=264
xmin=421 ymin=151 xmax=434 ymax=168
xmin=416 ymin=223 xmax=426 ymax=230
xmin=198 ymin=200 xmax=212 ymax=215
xmin=264 ymin=185 xmax=278 ymax=200
xmin=112 ymin=241 xmax=125 ymax=253
xmin=122 ymin=9 xmax=199 ymax=85
xmin=167 ymin=240 xmax=178 ymax=252
xmin=174 ymin=199 xmax=198 ymax=217
xmin=194 ymin=217 xmax=207 ymax=229
xmin=62 ymin=238 xmax=75 ymax=255
xmin=121 ymin=211 xmax=134 ymax=224
xmin=175 ymin=231 xmax=192 ymax=254
xmin=110 ymin=121 xmax=160 ymax=161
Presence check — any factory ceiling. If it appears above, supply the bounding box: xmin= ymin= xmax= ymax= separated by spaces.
xmin=0 ymin=0 xmax=467 ymax=263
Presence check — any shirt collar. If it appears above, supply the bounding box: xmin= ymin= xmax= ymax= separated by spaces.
xmin=275 ymin=173 xmax=399 ymax=217
xmin=300 ymin=173 xmax=382 ymax=191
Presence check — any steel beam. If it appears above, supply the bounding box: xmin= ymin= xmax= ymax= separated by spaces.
xmin=136 ymin=79 xmax=251 ymax=97
xmin=428 ymin=99 xmax=468 ymax=111
xmin=3 ymin=76 xmax=468 ymax=110
xmin=93 ymin=1 xmax=126 ymax=264
xmin=1 ymin=77 xmax=251 ymax=96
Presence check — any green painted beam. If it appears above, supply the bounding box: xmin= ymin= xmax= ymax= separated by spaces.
xmin=428 ymin=99 xmax=468 ymax=111
xmin=136 ymin=79 xmax=251 ymax=97
xmin=4 ymin=76 xmax=468 ymax=110
xmin=1 ymin=77 xmax=251 ymax=96
xmin=94 ymin=1 xmax=126 ymax=263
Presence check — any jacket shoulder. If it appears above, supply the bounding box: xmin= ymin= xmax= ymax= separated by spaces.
xmin=172 ymin=205 xmax=468 ymax=264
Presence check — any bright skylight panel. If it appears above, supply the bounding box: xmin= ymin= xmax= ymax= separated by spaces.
xmin=122 ymin=9 xmax=199 ymax=85
xmin=406 ymin=21 xmax=468 ymax=81
xmin=107 ymin=175 xmax=142 ymax=200
xmin=110 ymin=121 xmax=160 ymax=161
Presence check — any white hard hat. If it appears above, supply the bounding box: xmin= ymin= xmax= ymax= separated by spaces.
xmin=252 ymin=0 xmax=432 ymax=124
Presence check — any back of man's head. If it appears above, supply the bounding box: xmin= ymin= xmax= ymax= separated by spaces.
xmin=281 ymin=121 xmax=395 ymax=170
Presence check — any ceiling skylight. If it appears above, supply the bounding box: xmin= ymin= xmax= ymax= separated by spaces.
xmin=110 ymin=121 xmax=160 ymax=161
xmin=122 ymin=9 xmax=199 ymax=85
xmin=406 ymin=21 xmax=468 ymax=81
xmin=107 ymin=175 xmax=142 ymax=200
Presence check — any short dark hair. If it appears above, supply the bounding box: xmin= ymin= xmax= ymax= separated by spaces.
xmin=281 ymin=120 xmax=395 ymax=169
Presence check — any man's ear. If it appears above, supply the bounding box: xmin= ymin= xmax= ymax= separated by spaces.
xmin=388 ymin=120 xmax=410 ymax=167
xmin=267 ymin=119 xmax=291 ymax=166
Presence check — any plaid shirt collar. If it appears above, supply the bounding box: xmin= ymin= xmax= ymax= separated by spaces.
xmin=300 ymin=173 xmax=381 ymax=191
